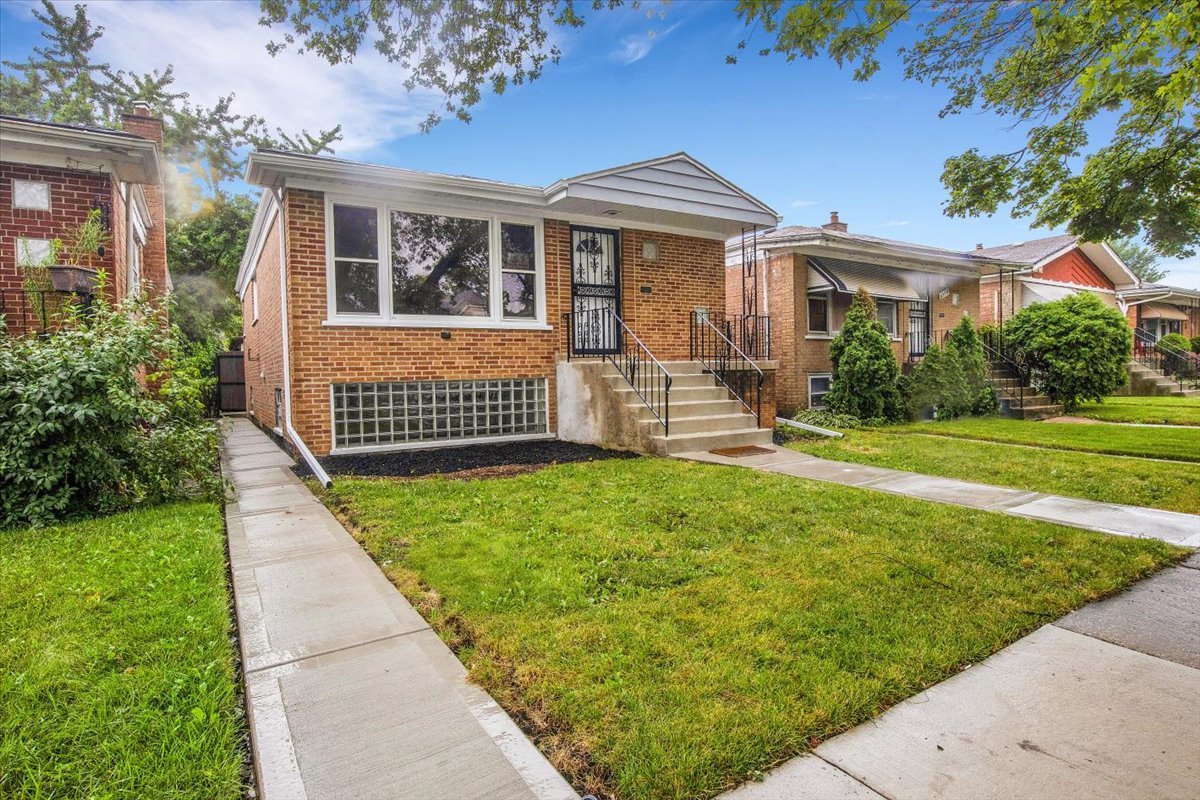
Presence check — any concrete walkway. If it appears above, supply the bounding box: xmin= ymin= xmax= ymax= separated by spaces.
xmin=220 ymin=418 xmax=575 ymax=800
xmin=723 ymin=554 xmax=1200 ymax=800
xmin=677 ymin=446 xmax=1200 ymax=547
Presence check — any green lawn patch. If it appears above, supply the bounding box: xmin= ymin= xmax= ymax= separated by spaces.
xmin=323 ymin=459 xmax=1182 ymax=800
xmin=1072 ymin=396 xmax=1200 ymax=426
xmin=0 ymin=502 xmax=245 ymax=800
xmin=888 ymin=416 xmax=1200 ymax=462
xmin=787 ymin=429 xmax=1200 ymax=514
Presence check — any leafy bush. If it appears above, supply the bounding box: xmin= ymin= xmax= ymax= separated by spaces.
xmin=0 ymin=286 xmax=221 ymax=527
xmin=791 ymin=409 xmax=865 ymax=429
xmin=905 ymin=317 xmax=999 ymax=420
xmin=1004 ymin=293 xmax=1131 ymax=411
xmin=826 ymin=288 xmax=904 ymax=422
xmin=1156 ymin=332 xmax=1190 ymax=354
xmin=1191 ymin=336 xmax=1200 ymax=354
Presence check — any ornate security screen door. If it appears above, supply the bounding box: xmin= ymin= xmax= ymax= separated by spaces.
xmin=908 ymin=301 xmax=930 ymax=360
xmin=570 ymin=226 xmax=621 ymax=354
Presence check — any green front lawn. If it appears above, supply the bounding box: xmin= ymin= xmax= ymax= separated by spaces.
xmin=787 ymin=429 xmax=1200 ymax=514
xmin=888 ymin=416 xmax=1200 ymax=462
xmin=1072 ymin=395 xmax=1200 ymax=426
xmin=0 ymin=503 xmax=244 ymax=799
xmin=323 ymin=459 xmax=1181 ymax=800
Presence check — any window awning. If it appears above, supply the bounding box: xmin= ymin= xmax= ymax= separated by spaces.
xmin=1140 ymin=302 xmax=1189 ymax=321
xmin=806 ymin=256 xmax=923 ymax=301
xmin=1022 ymin=282 xmax=1078 ymax=306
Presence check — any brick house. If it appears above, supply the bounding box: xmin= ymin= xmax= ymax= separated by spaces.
xmin=235 ymin=150 xmax=780 ymax=466
xmin=0 ymin=105 xmax=168 ymax=335
xmin=975 ymin=234 xmax=1139 ymax=329
xmin=727 ymin=213 xmax=1010 ymax=415
xmin=1120 ymin=284 xmax=1200 ymax=343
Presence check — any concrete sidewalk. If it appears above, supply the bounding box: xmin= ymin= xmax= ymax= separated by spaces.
xmin=220 ymin=418 xmax=575 ymax=800
xmin=677 ymin=446 xmax=1200 ymax=547
xmin=724 ymin=555 xmax=1200 ymax=800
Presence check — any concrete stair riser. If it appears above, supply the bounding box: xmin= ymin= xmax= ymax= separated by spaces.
xmin=644 ymin=413 xmax=758 ymax=436
xmin=630 ymin=399 xmax=745 ymax=420
xmin=652 ymin=427 xmax=773 ymax=455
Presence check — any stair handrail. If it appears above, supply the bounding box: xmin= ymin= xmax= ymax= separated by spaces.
xmin=981 ymin=338 xmax=1026 ymax=410
xmin=689 ymin=311 xmax=764 ymax=425
xmin=1132 ymin=328 xmax=1198 ymax=391
xmin=562 ymin=307 xmax=673 ymax=434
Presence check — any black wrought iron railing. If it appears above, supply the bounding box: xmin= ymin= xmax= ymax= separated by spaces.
xmin=725 ymin=313 xmax=772 ymax=360
xmin=1133 ymin=328 xmax=1200 ymax=390
xmin=562 ymin=307 xmax=673 ymax=434
xmin=689 ymin=311 xmax=764 ymax=425
xmin=980 ymin=338 xmax=1027 ymax=409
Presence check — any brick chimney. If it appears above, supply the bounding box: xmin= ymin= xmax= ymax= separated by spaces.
xmin=975 ymin=243 xmax=984 ymax=251
xmin=822 ymin=211 xmax=848 ymax=233
xmin=120 ymin=103 xmax=168 ymax=305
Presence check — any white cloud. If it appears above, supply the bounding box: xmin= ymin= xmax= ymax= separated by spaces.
xmin=875 ymin=220 xmax=911 ymax=228
xmin=790 ymin=199 xmax=818 ymax=208
xmin=84 ymin=0 xmax=441 ymax=155
xmin=615 ymin=22 xmax=680 ymax=65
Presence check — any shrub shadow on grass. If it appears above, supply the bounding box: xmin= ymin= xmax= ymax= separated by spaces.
xmin=294 ymin=439 xmax=640 ymax=479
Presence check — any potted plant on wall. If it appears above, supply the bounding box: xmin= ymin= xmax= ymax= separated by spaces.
xmin=47 ymin=207 xmax=110 ymax=295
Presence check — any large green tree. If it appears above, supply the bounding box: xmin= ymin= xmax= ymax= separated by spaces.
xmin=1112 ymin=237 xmax=1169 ymax=284
xmin=2 ymin=1 xmax=342 ymax=206
xmin=259 ymin=0 xmax=1199 ymax=257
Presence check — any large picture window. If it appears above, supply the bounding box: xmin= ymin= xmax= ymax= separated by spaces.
xmin=391 ymin=211 xmax=490 ymax=316
xmin=332 ymin=204 xmax=380 ymax=314
xmin=327 ymin=199 xmax=543 ymax=326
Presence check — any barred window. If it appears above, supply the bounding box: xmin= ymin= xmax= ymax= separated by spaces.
xmin=332 ymin=378 xmax=548 ymax=450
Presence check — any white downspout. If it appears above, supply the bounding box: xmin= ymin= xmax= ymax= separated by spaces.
xmin=274 ymin=187 xmax=332 ymax=488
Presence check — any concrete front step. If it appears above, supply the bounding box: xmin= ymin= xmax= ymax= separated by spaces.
xmin=645 ymin=412 xmax=758 ymax=436
xmin=1017 ymin=404 xmax=1065 ymax=420
xmin=613 ymin=384 xmax=729 ymax=403
xmin=652 ymin=426 xmax=773 ymax=455
xmin=629 ymin=398 xmax=745 ymax=420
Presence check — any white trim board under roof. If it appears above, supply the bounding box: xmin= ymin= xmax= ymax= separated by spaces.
xmin=0 ymin=115 xmax=160 ymax=184
xmin=245 ymin=150 xmax=779 ymax=239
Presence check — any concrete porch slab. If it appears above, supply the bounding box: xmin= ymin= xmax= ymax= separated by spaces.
xmin=815 ymin=625 xmax=1200 ymax=800
xmin=1056 ymin=566 xmax=1200 ymax=668
xmin=234 ymin=546 xmax=430 ymax=672
xmin=722 ymin=755 xmax=884 ymax=800
xmin=870 ymin=474 xmax=1038 ymax=510
xmin=1005 ymin=495 xmax=1200 ymax=546
xmin=245 ymin=631 xmax=570 ymax=800
xmin=227 ymin=505 xmax=357 ymax=567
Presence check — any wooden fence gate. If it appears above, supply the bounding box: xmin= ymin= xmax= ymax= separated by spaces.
xmin=215 ymin=351 xmax=246 ymax=413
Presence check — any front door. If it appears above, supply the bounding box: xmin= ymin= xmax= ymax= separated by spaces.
xmin=908 ymin=301 xmax=930 ymax=359
xmin=570 ymin=226 xmax=621 ymax=354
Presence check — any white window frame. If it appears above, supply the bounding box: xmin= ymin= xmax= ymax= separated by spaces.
xmin=876 ymin=299 xmax=899 ymax=338
xmin=251 ymin=277 xmax=259 ymax=323
xmin=807 ymin=290 xmax=832 ymax=335
xmin=12 ymin=179 xmax=51 ymax=211
xmin=808 ymin=373 xmax=832 ymax=410
xmin=323 ymin=193 xmax=547 ymax=330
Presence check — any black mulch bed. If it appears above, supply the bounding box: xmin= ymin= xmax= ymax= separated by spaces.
xmin=293 ymin=439 xmax=639 ymax=479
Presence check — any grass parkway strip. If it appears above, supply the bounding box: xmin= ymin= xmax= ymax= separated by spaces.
xmin=1071 ymin=396 xmax=1200 ymax=426
xmin=0 ymin=502 xmax=245 ymax=799
xmin=786 ymin=428 xmax=1200 ymax=515
xmin=886 ymin=417 xmax=1200 ymax=463
xmin=319 ymin=457 xmax=1184 ymax=800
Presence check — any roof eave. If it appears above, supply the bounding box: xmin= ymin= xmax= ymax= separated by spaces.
xmin=757 ymin=232 xmax=1018 ymax=276
xmin=0 ymin=117 xmax=160 ymax=184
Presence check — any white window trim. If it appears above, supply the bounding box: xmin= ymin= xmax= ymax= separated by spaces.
xmin=12 ymin=179 xmax=51 ymax=211
xmin=808 ymin=373 xmax=832 ymax=410
xmin=807 ymin=289 xmax=832 ymax=335
xmin=251 ymin=277 xmax=259 ymax=324
xmin=323 ymin=193 xmax=547 ymax=329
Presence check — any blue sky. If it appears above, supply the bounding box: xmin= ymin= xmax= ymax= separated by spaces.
xmin=2 ymin=0 xmax=1195 ymax=287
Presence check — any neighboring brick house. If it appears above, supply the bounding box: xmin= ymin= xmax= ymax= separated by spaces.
xmin=0 ymin=105 xmax=168 ymax=335
xmin=1121 ymin=284 xmax=1200 ymax=342
xmin=727 ymin=213 xmax=1008 ymax=415
xmin=975 ymin=235 xmax=1139 ymax=328
xmin=236 ymin=150 xmax=780 ymax=464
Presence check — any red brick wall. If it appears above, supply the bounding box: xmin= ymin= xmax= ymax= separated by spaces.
xmin=1038 ymin=249 xmax=1113 ymax=289
xmin=120 ymin=111 xmax=168 ymax=306
xmin=0 ymin=163 xmax=115 ymax=335
xmin=242 ymin=211 xmax=285 ymax=428
xmin=271 ymin=188 xmax=742 ymax=454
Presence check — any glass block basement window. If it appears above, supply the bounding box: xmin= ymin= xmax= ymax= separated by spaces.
xmin=332 ymin=379 xmax=547 ymax=449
